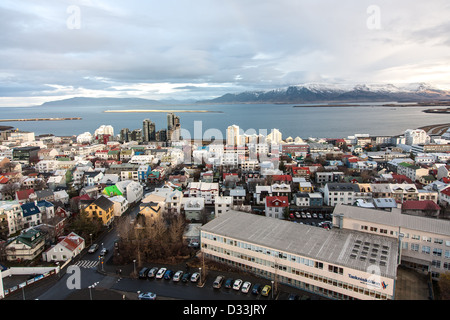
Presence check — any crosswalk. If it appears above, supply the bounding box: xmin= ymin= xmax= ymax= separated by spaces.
xmin=74 ymin=260 xmax=100 ymax=269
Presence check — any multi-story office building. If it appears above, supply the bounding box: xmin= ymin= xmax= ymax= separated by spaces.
xmin=332 ymin=203 xmax=450 ymax=279
xmin=201 ymin=210 xmax=398 ymax=300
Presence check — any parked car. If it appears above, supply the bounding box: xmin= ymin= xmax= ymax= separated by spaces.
xmin=213 ymin=275 xmax=224 ymax=289
xmin=312 ymin=213 xmax=318 ymax=219
xmin=138 ymin=292 xmax=156 ymax=300
xmin=252 ymin=283 xmax=262 ymax=295
xmin=301 ymin=213 xmax=307 ymax=219
xmin=306 ymin=212 xmax=311 ymax=218
xmin=147 ymin=267 xmax=159 ymax=278
xmin=241 ymin=281 xmax=252 ymax=293
xmin=288 ymin=293 xmax=299 ymax=300
xmin=261 ymin=285 xmax=271 ymax=297
xmin=164 ymin=270 xmax=174 ymax=280
xmin=155 ymin=267 xmax=167 ymax=279
xmin=294 ymin=212 xmax=301 ymax=219
xmin=318 ymin=213 xmax=324 ymax=219
xmin=173 ymin=270 xmax=184 ymax=282
xmin=138 ymin=267 xmax=149 ymax=279
xmin=182 ymin=272 xmax=192 ymax=283
xmin=289 ymin=213 xmax=295 ymax=219
xmin=224 ymin=278 xmax=233 ymax=289
xmin=190 ymin=272 xmax=200 ymax=283
xmin=233 ymin=279 xmax=243 ymax=291
xmin=88 ymin=243 xmax=99 ymax=253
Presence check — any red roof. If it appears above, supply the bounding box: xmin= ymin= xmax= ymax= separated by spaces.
xmin=266 ymin=196 xmax=289 ymax=207
xmin=16 ymin=188 xmax=35 ymax=201
xmin=391 ymin=174 xmax=414 ymax=184
xmin=441 ymin=187 xmax=450 ymax=197
xmin=272 ymin=175 xmax=292 ymax=182
xmin=59 ymin=232 xmax=84 ymax=252
xmin=401 ymin=200 xmax=440 ymax=211
xmin=0 ymin=175 xmax=9 ymax=184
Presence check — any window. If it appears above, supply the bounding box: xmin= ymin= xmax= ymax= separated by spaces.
xmin=422 ymin=246 xmax=430 ymax=254
xmin=433 ymin=248 xmax=443 ymax=257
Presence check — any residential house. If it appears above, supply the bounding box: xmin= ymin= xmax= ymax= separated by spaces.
xmin=21 ymin=202 xmax=42 ymax=228
xmin=0 ymin=200 xmax=23 ymax=236
xmin=214 ymin=196 xmax=233 ymax=218
xmin=323 ymin=183 xmax=361 ymax=206
xmin=397 ymin=162 xmax=429 ymax=182
xmin=109 ymin=195 xmax=129 ymax=217
xmin=188 ymin=182 xmax=219 ymax=204
xmin=139 ymin=201 xmax=163 ymax=220
xmin=84 ymin=171 xmax=104 ymax=186
xmin=254 ymin=185 xmax=272 ymax=205
xmin=83 ymin=195 xmax=115 ymax=226
xmin=265 ymin=196 xmax=289 ymax=219
xmin=117 ymin=180 xmax=143 ymax=204
xmin=183 ymin=197 xmax=205 ymax=221
xmin=6 ymin=229 xmax=45 ymax=261
xmin=43 ymin=232 xmax=85 ymax=262
xmin=53 ymin=190 xmax=69 ymax=205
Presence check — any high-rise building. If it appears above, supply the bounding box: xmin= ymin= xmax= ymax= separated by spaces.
xmin=226 ymin=125 xmax=240 ymax=146
xmin=119 ymin=128 xmax=130 ymax=143
xmin=143 ymin=119 xmax=156 ymax=142
xmin=167 ymin=113 xmax=180 ymax=141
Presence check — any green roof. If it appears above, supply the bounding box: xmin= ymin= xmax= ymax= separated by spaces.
xmin=102 ymin=185 xmax=123 ymax=196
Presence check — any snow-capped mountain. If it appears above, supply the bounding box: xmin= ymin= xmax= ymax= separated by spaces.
xmin=200 ymin=83 xmax=450 ymax=104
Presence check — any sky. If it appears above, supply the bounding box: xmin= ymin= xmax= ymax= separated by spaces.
xmin=1 ymin=0 xmax=450 ymax=107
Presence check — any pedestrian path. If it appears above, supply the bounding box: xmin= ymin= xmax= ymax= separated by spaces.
xmin=74 ymin=260 xmax=100 ymax=269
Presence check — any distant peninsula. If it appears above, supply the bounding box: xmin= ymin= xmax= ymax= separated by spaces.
xmin=103 ymin=109 xmax=222 ymax=113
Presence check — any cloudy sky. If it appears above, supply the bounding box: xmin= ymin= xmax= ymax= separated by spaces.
xmin=1 ymin=0 xmax=450 ymax=106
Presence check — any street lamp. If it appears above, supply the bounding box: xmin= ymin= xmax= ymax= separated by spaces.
xmin=133 ymin=259 xmax=136 ymax=276
xmin=90 ymin=233 xmax=92 ymax=246
xmin=271 ymin=280 xmax=274 ymax=300
xmin=199 ymin=267 xmax=202 ymax=285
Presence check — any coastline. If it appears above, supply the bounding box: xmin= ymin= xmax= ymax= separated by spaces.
xmin=0 ymin=117 xmax=82 ymax=122
xmin=103 ymin=109 xmax=223 ymax=113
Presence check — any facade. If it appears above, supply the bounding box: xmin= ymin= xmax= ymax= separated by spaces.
xmin=332 ymin=204 xmax=450 ymax=279
xmin=265 ymin=196 xmax=289 ymax=219
xmin=6 ymin=229 xmax=45 ymax=261
xmin=83 ymin=196 xmax=114 ymax=226
xmin=323 ymin=183 xmax=360 ymax=206
xmin=201 ymin=210 xmax=398 ymax=300
xmin=43 ymin=232 xmax=85 ymax=262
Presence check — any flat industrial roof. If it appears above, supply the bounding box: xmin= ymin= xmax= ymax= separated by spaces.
xmin=201 ymin=210 xmax=398 ymax=279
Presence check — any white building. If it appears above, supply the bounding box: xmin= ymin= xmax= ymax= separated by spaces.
xmin=76 ymin=132 xmax=93 ymax=144
xmin=404 ymin=129 xmax=430 ymax=146
xmin=201 ymin=210 xmax=398 ymax=300
xmin=94 ymin=125 xmax=114 ymax=137
xmin=214 ymin=196 xmax=233 ymax=218
xmin=333 ymin=203 xmax=450 ymax=280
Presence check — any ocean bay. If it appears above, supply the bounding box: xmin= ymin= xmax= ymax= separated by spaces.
xmin=0 ymin=103 xmax=448 ymax=139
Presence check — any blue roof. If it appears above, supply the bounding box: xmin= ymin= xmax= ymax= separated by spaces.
xmin=21 ymin=202 xmax=40 ymax=217
xmin=37 ymin=200 xmax=54 ymax=208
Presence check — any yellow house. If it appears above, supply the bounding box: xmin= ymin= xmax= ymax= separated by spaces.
xmin=299 ymin=181 xmax=314 ymax=193
xmin=84 ymin=195 xmax=114 ymax=226
xmin=139 ymin=201 xmax=162 ymax=220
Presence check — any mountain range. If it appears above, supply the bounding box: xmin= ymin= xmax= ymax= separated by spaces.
xmin=198 ymin=83 xmax=450 ymax=104
xmin=37 ymin=83 xmax=450 ymax=107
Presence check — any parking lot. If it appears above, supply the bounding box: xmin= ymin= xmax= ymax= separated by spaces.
xmin=288 ymin=208 xmax=334 ymax=229
xmin=128 ymin=264 xmax=318 ymax=300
